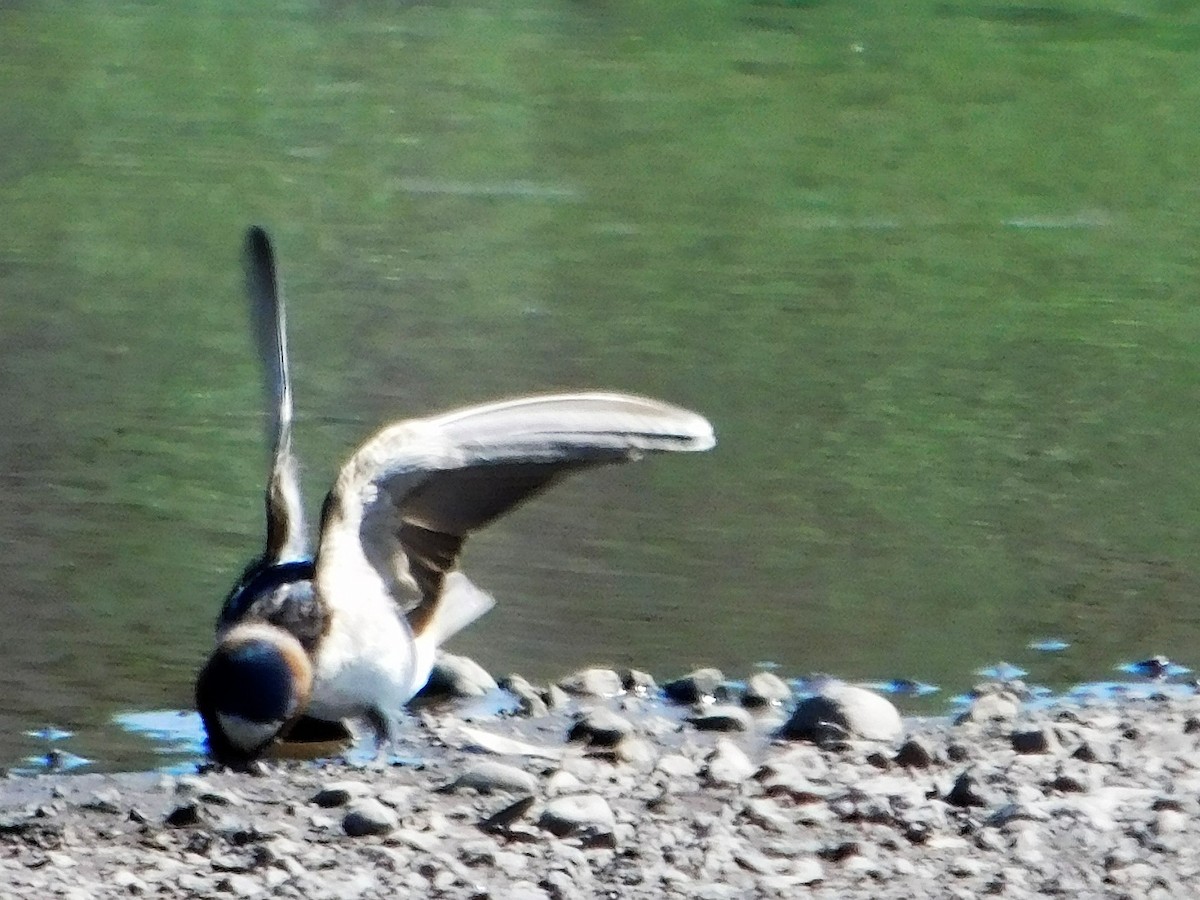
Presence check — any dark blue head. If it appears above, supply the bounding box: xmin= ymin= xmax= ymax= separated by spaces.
xmin=195 ymin=623 xmax=313 ymax=768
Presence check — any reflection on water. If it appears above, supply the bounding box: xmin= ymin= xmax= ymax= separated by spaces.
xmin=3 ymin=2 xmax=1200 ymax=770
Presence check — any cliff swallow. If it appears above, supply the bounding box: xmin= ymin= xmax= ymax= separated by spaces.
xmin=195 ymin=227 xmax=716 ymax=768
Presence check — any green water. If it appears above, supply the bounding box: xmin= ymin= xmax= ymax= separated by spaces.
xmin=2 ymin=0 xmax=1200 ymax=770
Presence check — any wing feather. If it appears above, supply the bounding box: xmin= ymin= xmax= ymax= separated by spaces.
xmin=313 ymin=393 xmax=714 ymax=640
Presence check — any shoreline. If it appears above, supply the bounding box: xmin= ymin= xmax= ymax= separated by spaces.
xmin=2 ymin=667 xmax=1198 ymax=898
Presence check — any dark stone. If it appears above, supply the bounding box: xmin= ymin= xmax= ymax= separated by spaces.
xmin=663 ymin=668 xmax=729 ymax=705
xmin=687 ymin=705 xmax=753 ymax=733
xmin=945 ymin=770 xmax=991 ymax=808
xmin=895 ymin=738 xmax=934 ymax=768
xmin=567 ymin=709 xmax=634 ymax=748
xmin=1012 ymin=727 xmax=1059 ymax=754
xmin=165 ymin=803 xmax=203 ymax=828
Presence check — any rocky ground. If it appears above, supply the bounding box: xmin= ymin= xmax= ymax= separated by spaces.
xmin=2 ymin=662 xmax=1199 ymax=899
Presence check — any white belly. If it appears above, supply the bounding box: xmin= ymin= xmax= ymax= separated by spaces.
xmin=308 ymin=599 xmax=424 ymax=721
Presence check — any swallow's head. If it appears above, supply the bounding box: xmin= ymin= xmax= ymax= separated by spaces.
xmin=195 ymin=623 xmax=313 ymax=769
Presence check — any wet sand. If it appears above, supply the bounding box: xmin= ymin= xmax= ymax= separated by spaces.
xmin=1 ymin=670 xmax=1197 ymax=899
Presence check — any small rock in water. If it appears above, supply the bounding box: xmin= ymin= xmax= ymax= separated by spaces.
xmin=780 ymin=683 xmax=901 ymax=742
xmin=558 ymin=668 xmax=624 ymax=698
xmin=567 ymin=708 xmax=634 ymax=748
xmin=416 ymin=652 xmax=498 ymax=700
xmin=538 ymin=794 xmax=616 ymax=841
xmin=343 ymin=798 xmax=398 ymax=837
xmin=742 ymin=672 xmax=792 ymax=708
xmin=663 ymin=668 xmax=729 ymax=704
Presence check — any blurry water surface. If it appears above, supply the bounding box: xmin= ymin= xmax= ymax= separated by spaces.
xmin=3 ymin=1 xmax=1200 ymax=770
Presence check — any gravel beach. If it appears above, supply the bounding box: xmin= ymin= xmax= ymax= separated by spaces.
xmin=1 ymin=665 xmax=1198 ymax=899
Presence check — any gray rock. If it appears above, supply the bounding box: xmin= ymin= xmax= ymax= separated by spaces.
xmin=342 ymin=798 xmax=398 ymax=837
xmin=478 ymin=796 xmax=536 ymax=834
xmin=663 ymin=668 xmax=729 ymax=704
xmin=378 ymin=785 xmax=417 ymax=808
xmin=614 ymin=736 xmax=656 ymax=767
xmin=949 ymin=856 xmax=984 ymax=877
xmin=1047 ymin=766 xmax=1093 ymax=793
xmin=791 ymin=858 xmax=825 ymax=885
xmin=621 ymin=668 xmax=658 ymax=695
xmin=740 ymin=797 xmax=790 ymax=832
xmin=780 ymin=683 xmax=901 ymax=742
xmin=703 ymin=739 xmax=755 ymax=786
xmin=417 ymin=652 xmax=498 ymax=699
xmin=758 ymin=768 xmax=831 ymax=803
xmin=656 ymin=754 xmax=698 ymax=778
xmin=733 ymin=846 xmax=777 ymax=874
xmin=81 ymin=789 xmax=122 ymax=815
xmin=743 ymin=672 xmax=792 ymax=707
xmin=558 ymin=668 xmax=624 ymax=698
xmin=440 ymin=761 xmax=537 ymax=795
xmin=543 ymin=683 xmax=571 ymax=709
xmin=566 ymin=708 xmax=634 ymax=747
xmin=956 ymin=690 xmax=1021 ymax=724
xmin=500 ymin=674 xmax=550 ymax=717
xmin=687 ymin=705 xmax=753 ymax=733
xmin=111 ymin=870 xmax=146 ymax=893
xmin=538 ymin=794 xmax=616 ymax=841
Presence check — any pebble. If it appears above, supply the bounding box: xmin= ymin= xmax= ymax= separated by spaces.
xmin=663 ymin=668 xmax=729 ymax=704
xmin=418 ymin=652 xmax=498 ymax=699
xmin=566 ymin=708 xmax=634 ymax=747
xmin=440 ymin=761 xmax=537 ymax=795
xmin=703 ymin=739 xmax=756 ymax=786
xmin=557 ymin=668 xmax=624 ymax=698
xmin=310 ymin=781 xmax=371 ymax=808
xmin=342 ymin=799 xmax=398 ymax=838
xmin=894 ymin=736 xmax=934 ymax=768
xmin=621 ymin=669 xmax=658 ymax=695
xmin=687 ymin=705 xmax=753 ymax=733
xmin=614 ymin=736 xmax=656 ymax=767
xmin=1012 ymin=726 xmax=1060 ymax=754
xmin=946 ymin=769 xmax=994 ymax=808
xmin=538 ymin=794 xmax=616 ymax=842
xmin=957 ymin=690 xmax=1021 ymax=724
xmin=780 ymin=683 xmax=902 ymax=742
xmin=164 ymin=802 xmax=203 ymax=828
xmin=501 ymin=674 xmax=550 ymax=717
xmin=742 ymin=672 xmax=792 ymax=707
xmin=81 ymin=789 xmax=122 ymax=814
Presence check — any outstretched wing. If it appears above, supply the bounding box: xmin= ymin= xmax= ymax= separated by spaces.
xmin=313 ymin=392 xmax=715 ymax=644
xmin=245 ymin=226 xmax=307 ymax=564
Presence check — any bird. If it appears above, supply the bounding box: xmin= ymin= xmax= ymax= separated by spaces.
xmin=195 ymin=226 xmax=716 ymax=768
